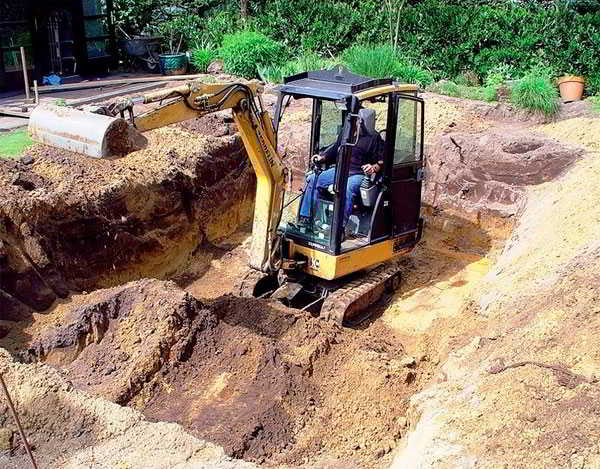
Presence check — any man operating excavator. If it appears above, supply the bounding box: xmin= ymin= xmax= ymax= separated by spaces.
xmin=298 ymin=108 xmax=384 ymax=236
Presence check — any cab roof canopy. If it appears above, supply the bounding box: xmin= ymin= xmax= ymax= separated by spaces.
xmin=279 ymin=66 xmax=393 ymax=100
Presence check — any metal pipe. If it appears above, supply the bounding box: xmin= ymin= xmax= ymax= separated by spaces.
xmin=33 ymin=80 xmax=39 ymax=105
xmin=0 ymin=374 xmax=38 ymax=469
xmin=20 ymin=47 xmax=31 ymax=101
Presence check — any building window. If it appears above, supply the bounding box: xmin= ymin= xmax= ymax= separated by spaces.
xmin=82 ymin=0 xmax=108 ymax=17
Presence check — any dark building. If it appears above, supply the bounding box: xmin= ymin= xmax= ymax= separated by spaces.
xmin=0 ymin=0 xmax=116 ymax=92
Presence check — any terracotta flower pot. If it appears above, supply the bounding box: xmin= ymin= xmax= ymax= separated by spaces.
xmin=557 ymin=75 xmax=585 ymax=102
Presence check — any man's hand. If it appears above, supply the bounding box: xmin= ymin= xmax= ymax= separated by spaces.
xmin=362 ymin=163 xmax=381 ymax=175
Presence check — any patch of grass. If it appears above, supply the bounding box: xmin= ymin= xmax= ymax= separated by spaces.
xmin=428 ymin=80 xmax=498 ymax=102
xmin=510 ymin=72 xmax=559 ymax=116
xmin=258 ymin=52 xmax=333 ymax=84
xmin=428 ymin=80 xmax=461 ymax=97
xmin=0 ymin=129 xmax=32 ymax=159
xmin=189 ymin=47 xmax=218 ymax=73
xmin=588 ymin=96 xmax=600 ymax=114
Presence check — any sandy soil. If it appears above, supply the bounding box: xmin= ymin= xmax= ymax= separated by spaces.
xmin=390 ymin=110 xmax=600 ymax=468
xmin=13 ymin=278 xmax=427 ymax=468
xmin=1 ymin=82 xmax=599 ymax=469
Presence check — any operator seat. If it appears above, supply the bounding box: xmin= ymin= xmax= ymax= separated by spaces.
xmin=318 ymin=107 xmax=382 ymax=207
xmin=355 ymin=108 xmax=381 ymax=209
xmin=358 ymin=107 xmax=377 ymax=137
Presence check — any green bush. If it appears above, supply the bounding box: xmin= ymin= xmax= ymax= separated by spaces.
xmin=511 ymin=72 xmax=560 ymax=115
xmin=253 ymin=0 xmax=600 ymax=92
xmin=220 ymin=31 xmax=288 ymax=79
xmin=156 ymin=14 xmax=204 ymax=53
xmin=485 ymin=64 xmax=515 ymax=87
xmin=341 ymin=45 xmax=432 ymax=86
xmin=189 ymin=48 xmax=218 ymax=73
xmin=587 ymin=75 xmax=600 ymax=98
xmin=125 ymin=0 xmax=600 ymax=93
xmin=198 ymin=9 xmax=240 ymax=47
xmin=254 ymin=0 xmax=364 ymax=55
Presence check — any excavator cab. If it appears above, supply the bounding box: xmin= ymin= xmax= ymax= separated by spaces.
xmin=273 ymin=67 xmax=424 ymax=298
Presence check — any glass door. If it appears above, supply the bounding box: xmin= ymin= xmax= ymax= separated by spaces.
xmin=81 ymin=0 xmax=112 ymax=62
xmin=389 ymin=93 xmax=424 ymax=236
xmin=0 ymin=0 xmax=33 ymax=88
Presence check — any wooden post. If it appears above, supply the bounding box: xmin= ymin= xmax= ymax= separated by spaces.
xmin=0 ymin=374 xmax=38 ymax=469
xmin=33 ymin=80 xmax=39 ymax=104
xmin=20 ymin=47 xmax=31 ymax=101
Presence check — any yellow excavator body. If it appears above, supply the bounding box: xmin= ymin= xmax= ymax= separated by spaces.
xmin=28 ymin=67 xmax=425 ymax=326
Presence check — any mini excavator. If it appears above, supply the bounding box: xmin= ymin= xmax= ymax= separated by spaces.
xmin=28 ymin=67 xmax=425 ymax=325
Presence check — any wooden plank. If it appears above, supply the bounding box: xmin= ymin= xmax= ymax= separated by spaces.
xmin=32 ymin=73 xmax=211 ymax=94
xmin=20 ymin=47 xmax=31 ymax=101
xmin=0 ymin=107 xmax=30 ymax=118
xmin=65 ymin=82 xmax=167 ymax=107
xmin=0 ymin=82 xmax=166 ymax=118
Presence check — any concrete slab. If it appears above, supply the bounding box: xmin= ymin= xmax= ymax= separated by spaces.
xmin=0 ymin=116 xmax=28 ymax=132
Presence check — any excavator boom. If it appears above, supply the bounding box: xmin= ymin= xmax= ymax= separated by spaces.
xmin=28 ymin=80 xmax=286 ymax=275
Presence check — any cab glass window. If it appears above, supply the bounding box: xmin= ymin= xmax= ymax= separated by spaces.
xmin=318 ymin=100 xmax=343 ymax=153
xmin=360 ymin=96 xmax=388 ymax=135
xmin=394 ymin=95 xmax=422 ymax=165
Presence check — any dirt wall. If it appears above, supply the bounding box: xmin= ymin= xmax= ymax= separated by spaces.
xmin=0 ymin=126 xmax=256 ymax=321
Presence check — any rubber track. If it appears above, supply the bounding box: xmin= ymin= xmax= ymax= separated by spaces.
xmin=319 ymin=261 xmax=402 ymax=326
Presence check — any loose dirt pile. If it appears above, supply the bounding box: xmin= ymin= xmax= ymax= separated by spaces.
xmin=17 ymin=278 xmax=427 ymax=468
xmin=0 ymin=348 xmax=257 ymax=469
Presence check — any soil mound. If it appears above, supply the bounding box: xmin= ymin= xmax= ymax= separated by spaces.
xmin=0 ymin=348 xmax=256 ymax=469
xmin=0 ymin=128 xmax=255 ymax=320
xmin=22 ymin=279 xmax=424 ymax=467
xmin=392 ymin=137 xmax=600 ymax=468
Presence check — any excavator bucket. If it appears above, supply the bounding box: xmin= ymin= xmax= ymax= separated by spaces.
xmin=28 ymin=105 xmax=148 ymax=159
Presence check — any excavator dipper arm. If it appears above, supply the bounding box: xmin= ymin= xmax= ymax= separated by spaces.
xmin=132 ymin=82 xmax=286 ymax=274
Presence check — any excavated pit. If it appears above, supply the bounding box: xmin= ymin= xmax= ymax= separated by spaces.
xmin=0 ymin=87 xmax=591 ymax=468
